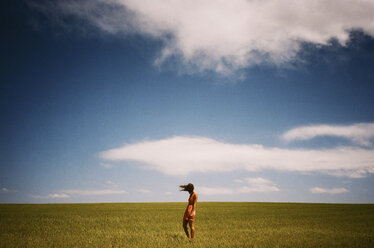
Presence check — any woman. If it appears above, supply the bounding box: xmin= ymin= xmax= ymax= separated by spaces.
xmin=180 ymin=183 xmax=198 ymax=240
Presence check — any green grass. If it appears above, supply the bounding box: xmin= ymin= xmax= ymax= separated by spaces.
xmin=1 ymin=202 xmax=374 ymax=247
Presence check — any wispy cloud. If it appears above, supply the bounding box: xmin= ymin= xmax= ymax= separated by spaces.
xmin=282 ymin=123 xmax=374 ymax=146
xmin=32 ymin=193 xmax=70 ymax=199
xmin=138 ymin=189 xmax=151 ymax=193
xmin=310 ymin=187 xmax=349 ymax=194
xmin=238 ymin=177 xmax=280 ymax=193
xmin=165 ymin=192 xmax=173 ymax=195
xmin=31 ymin=189 xmax=128 ymax=199
xmin=100 ymin=136 xmax=374 ymax=178
xmin=1 ymin=187 xmax=16 ymax=193
xmin=105 ymin=180 xmax=120 ymax=188
xmin=199 ymin=187 xmax=234 ymax=196
xmin=100 ymin=163 xmax=115 ymax=168
xmin=37 ymin=0 xmax=374 ymax=74
xmin=199 ymin=177 xmax=279 ymax=195
xmin=234 ymin=179 xmax=244 ymax=183
xmin=61 ymin=189 xmax=128 ymax=196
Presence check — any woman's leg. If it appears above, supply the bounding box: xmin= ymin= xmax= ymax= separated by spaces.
xmin=188 ymin=220 xmax=195 ymax=239
xmin=183 ymin=220 xmax=189 ymax=238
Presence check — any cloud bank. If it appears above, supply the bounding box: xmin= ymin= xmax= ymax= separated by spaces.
xmin=100 ymin=136 xmax=374 ymax=178
xmin=310 ymin=187 xmax=348 ymax=194
xmin=282 ymin=123 xmax=374 ymax=146
xmin=41 ymin=0 xmax=374 ymax=74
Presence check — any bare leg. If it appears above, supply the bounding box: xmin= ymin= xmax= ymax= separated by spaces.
xmin=189 ymin=220 xmax=195 ymax=240
xmin=183 ymin=220 xmax=190 ymax=238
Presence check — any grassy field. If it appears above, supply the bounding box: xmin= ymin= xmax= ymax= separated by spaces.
xmin=1 ymin=202 xmax=374 ymax=248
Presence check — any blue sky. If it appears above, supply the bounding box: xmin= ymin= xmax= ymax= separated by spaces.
xmin=1 ymin=0 xmax=374 ymax=203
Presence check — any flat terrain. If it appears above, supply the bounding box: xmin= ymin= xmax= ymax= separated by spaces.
xmin=1 ymin=202 xmax=374 ymax=247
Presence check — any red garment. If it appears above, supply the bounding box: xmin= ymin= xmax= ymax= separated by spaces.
xmin=183 ymin=193 xmax=196 ymax=222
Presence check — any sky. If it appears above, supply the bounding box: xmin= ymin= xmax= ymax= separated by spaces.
xmin=1 ymin=0 xmax=374 ymax=203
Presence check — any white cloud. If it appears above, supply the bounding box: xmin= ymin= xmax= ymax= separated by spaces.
xmin=282 ymin=123 xmax=374 ymax=146
xmin=42 ymin=0 xmax=374 ymax=74
xmin=310 ymin=187 xmax=349 ymax=194
xmin=100 ymin=136 xmax=374 ymax=178
xmin=165 ymin=191 xmax=173 ymax=195
xmin=32 ymin=193 xmax=70 ymax=199
xmin=61 ymin=189 xmax=128 ymax=196
xmin=138 ymin=189 xmax=151 ymax=193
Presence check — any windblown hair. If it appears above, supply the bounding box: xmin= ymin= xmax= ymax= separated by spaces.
xmin=179 ymin=183 xmax=194 ymax=193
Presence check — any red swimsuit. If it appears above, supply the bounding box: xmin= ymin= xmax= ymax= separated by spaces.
xmin=183 ymin=193 xmax=196 ymax=222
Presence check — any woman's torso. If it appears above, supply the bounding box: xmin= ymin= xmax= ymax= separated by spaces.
xmin=188 ymin=193 xmax=195 ymax=205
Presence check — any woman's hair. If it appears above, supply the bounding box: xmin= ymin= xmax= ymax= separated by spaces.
xmin=179 ymin=183 xmax=194 ymax=193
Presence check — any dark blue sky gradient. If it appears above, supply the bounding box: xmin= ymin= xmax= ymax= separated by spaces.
xmin=1 ymin=1 xmax=374 ymax=203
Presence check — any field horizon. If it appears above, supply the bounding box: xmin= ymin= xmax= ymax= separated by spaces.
xmin=1 ymin=202 xmax=374 ymax=247
xmin=1 ymin=201 xmax=374 ymax=204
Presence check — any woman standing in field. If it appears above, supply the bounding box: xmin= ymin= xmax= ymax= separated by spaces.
xmin=180 ymin=183 xmax=198 ymax=241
